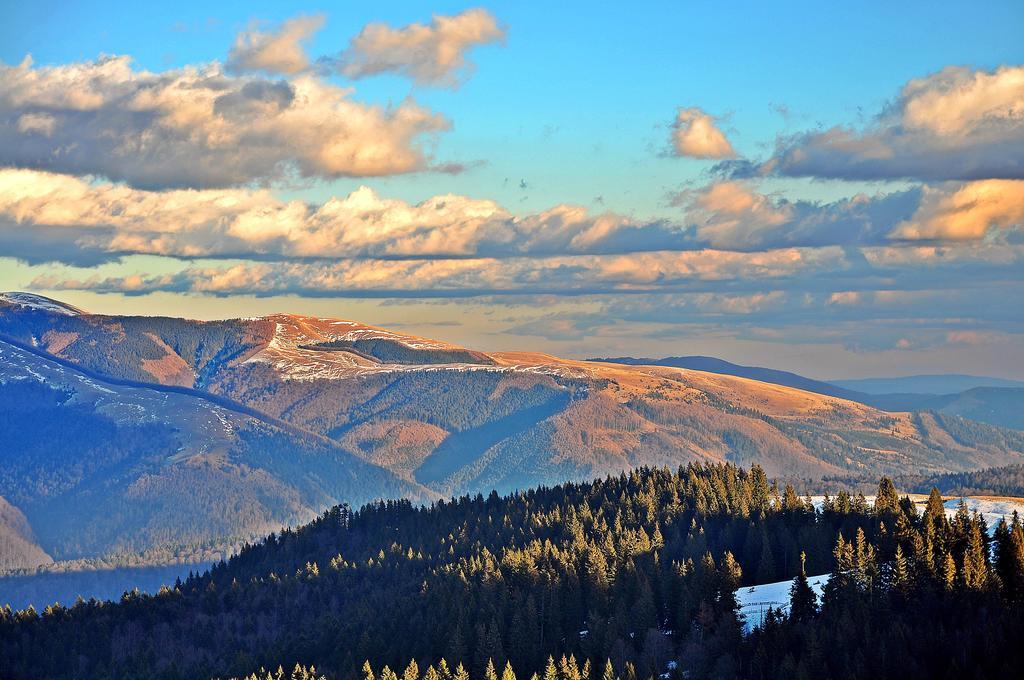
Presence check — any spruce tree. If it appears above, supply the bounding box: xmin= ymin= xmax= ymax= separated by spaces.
xmin=543 ymin=657 xmax=558 ymax=680
xmin=892 ymin=544 xmax=909 ymax=592
xmin=874 ymin=477 xmax=900 ymax=516
xmin=925 ymin=488 xmax=945 ymax=527
xmin=942 ymin=553 xmax=957 ymax=591
xmin=963 ymin=521 xmax=988 ymax=590
xmin=789 ymin=552 xmax=818 ymax=622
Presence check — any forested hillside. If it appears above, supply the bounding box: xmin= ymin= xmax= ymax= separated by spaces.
xmin=905 ymin=463 xmax=1024 ymax=498
xmin=0 ymin=497 xmax=51 ymax=572
xmin=3 ymin=464 xmax=1022 ymax=679
xmin=0 ymin=338 xmax=427 ymax=565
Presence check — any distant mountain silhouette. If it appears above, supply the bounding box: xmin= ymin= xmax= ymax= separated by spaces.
xmin=594 ymin=356 xmax=1024 ymax=431
xmin=830 ymin=374 xmax=1024 ymax=395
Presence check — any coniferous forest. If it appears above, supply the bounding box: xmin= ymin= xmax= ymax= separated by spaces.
xmin=2 ymin=463 xmax=1023 ymax=680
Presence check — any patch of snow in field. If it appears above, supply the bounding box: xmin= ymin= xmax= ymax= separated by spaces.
xmin=736 ymin=574 xmax=829 ymax=633
xmin=943 ymin=498 xmax=1024 ymax=528
xmin=809 ymin=495 xmax=1024 ymax=532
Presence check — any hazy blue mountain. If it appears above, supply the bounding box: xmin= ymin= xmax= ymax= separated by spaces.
xmin=831 ymin=374 xmax=1024 ymax=395
xmin=595 ymin=356 xmax=1024 ymax=431
xmin=0 ymin=336 xmax=427 ymax=567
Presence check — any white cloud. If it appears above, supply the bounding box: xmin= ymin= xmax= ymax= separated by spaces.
xmin=333 ymin=8 xmax=505 ymax=87
xmin=31 ymin=247 xmax=844 ymax=297
xmin=671 ymin=107 xmax=736 ymax=159
xmin=4 ymin=168 xmax=1018 ymax=269
xmin=771 ymin=65 xmax=1024 ymax=181
xmin=890 ymin=180 xmax=1024 ymax=240
xmin=682 ymin=181 xmax=789 ymax=247
xmin=227 ymin=15 xmax=325 ymax=75
xmin=901 ymin=65 xmax=1024 ymax=137
xmin=0 ymin=168 xmax=675 ymax=263
xmin=16 ymin=112 xmax=55 ymax=135
xmin=0 ymin=54 xmax=449 ymax=188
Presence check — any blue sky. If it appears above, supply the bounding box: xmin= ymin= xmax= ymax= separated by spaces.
xmin=1 ymin=1 xmax=1022 ymax=378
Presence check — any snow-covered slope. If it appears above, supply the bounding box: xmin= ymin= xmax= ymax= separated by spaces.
xmin=736 ymin=574 xmax=829 ymax=632
xmin=241 ymin=314 xmax=594 ymax=381
xmin=0 ymin=292 xmax=83 ymax=316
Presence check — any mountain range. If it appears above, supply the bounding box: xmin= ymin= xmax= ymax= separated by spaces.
xmin=594 ymin=356 xmax=1024 ymax=431
xmin=2 ymin=292 xmax=1023 ymax=571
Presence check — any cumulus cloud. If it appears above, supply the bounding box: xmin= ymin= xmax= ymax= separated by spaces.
xmin=0 ymin=173 xmax=914 ymax=270
xmin=671 ymin=181 xmax=921 ymax=250
xmin=331 ymin=8 xmax=505 ymax=87
xmin=0 ymin=168 xmax=686 ymax=264
xmin=770 ymin=65 xmax=1024 ymax=181
xmin=0 ymin=55 xmax=449 ymax=188
xmin=4 ymin=168 xmax=1018 ymax=269
xmin=670 ymin=107 xmax=736 ymax=159
xmin=31 ymin=246 xmax=844 ymax=298
xmin=227 ymin=15 xmax=325 ymax=75
xmin=890 ymin=179 xmax=1024 ymax=240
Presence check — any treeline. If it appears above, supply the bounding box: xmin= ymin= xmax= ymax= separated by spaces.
xmin=906 ymin=463 xmax=1024 ymax=498
xmin=2 ymin=464 xmax=1023 ymax=679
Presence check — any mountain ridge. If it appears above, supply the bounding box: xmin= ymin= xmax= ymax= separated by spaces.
xmin=592 ymin=355 xmax=1024 ymax=431
xmin=3 ymin=292 xmax=1024 ymax=570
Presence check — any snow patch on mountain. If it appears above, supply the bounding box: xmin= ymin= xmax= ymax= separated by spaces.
xmin=242 ymin=314 xmax=592 ymax=381
xmin=0 ymin=292 xmax=83 ymax=316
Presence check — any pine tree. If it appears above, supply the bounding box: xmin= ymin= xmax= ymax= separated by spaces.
xmin=789 ymin=551 xmax=818 ymax=622
xmin=942 ymin=552 xmax=957 ymax=591
xmin=853 ymin=527 xmax=876 ymax=591
xmin=484 ymin=659 xmax=498 ymax=680
xmin=363 ymin=661 xmax=376 ymax=680
xmin=1000 ymin=516 xmax=1024 ymax=601
xmin=963 ymin=520 xmax=988 ymax=590
xmin=757 ymin=530 xmax=776 ymax=582
xmin=925 ymin=488 xmax=945 ymax=527
xmin=501 ymin=661 xmax=517 ymax=680
xmin=875 ymin=477 xmax=900 ymax=516
xmin=559 ymin=655 xmax=581 ymax=680
xmin=543 ymin=657 xmax=559 ymax=680
xmin=892 ymin=544 xmax=909 ymax=591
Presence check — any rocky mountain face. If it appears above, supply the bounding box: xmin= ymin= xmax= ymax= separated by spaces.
xmin=2 ymin=292 xmax=1023 ymax=566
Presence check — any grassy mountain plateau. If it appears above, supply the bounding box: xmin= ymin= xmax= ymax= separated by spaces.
xmin=1 ymin=292 xmax=1023 ymax=571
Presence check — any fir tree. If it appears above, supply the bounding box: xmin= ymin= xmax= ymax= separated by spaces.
xmin=789 ymin=552 xmax=818 ymax=622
